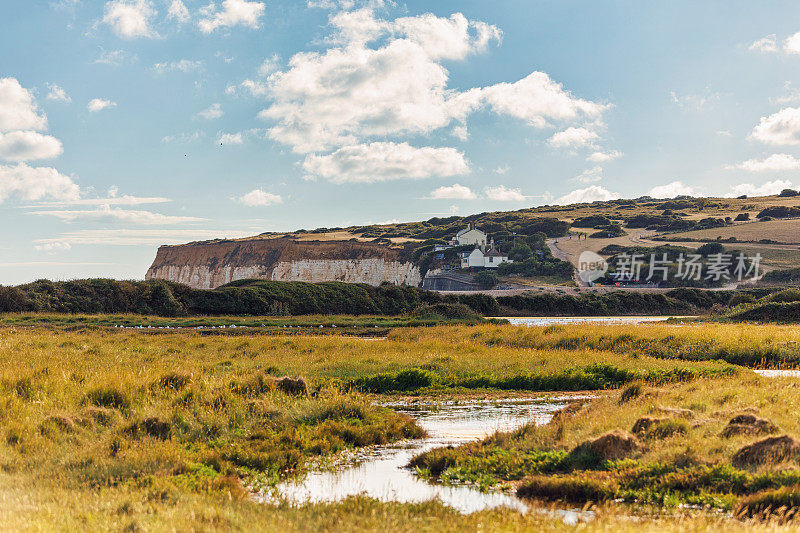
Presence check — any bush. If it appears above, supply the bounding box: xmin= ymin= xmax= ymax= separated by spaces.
xmin=410 ymin=303 xmax=480 ymax=321
xmin=473 ymin=271 xmax=500 ymax=289
xmin=779 ymin=189 xmax=800 ymax=197
xmin=757 ymin=206 xmax=800 ymax=219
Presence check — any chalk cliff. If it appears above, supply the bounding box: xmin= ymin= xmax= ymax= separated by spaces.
xmin=145 ymin=237 xmax=422 ymax=289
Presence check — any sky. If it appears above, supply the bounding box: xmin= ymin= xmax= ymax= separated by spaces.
xmin=3 ymin=1 xmax=800 ymax=284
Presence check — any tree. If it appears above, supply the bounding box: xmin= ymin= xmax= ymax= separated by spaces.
xmin=473 ymin=270 xmax=500 ymax=289
xmin=509 ymin=244 xmax=533 ymax=262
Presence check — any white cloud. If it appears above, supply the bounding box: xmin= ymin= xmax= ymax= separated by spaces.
xmin=670 ymin=89 xmax=720 ymax=111
xmin=587 ymin=150 xmax=621 ymax=163
xmin=34 ymin=241 xmax=72 ymax=252
xmin=196 ymin=103 xmax=223 ymax=120
xmin=451 ymin=125 xmax=468 ymax=141
xmin=102 ymin=0 xmax=157 ymax=38
xmin=574 ymin=166 xmax=603 ymax=183
xmin=726 ymin=153 xmax=800 ymax=172
xmin=556 ymin=185 xmax=618 ymax=205
xmin=0 ymin=163 xmax=79 ymax=203
xmin=648 ymin=181 xmax=697 ymax=198
xmin=548 ymin=126 xmax=599 ymax=149
xmin=237 ymin=189 xmax=283 ymax=206
xmin=166 ymin=0 xmax=190 ymax=23
xmin=34 ymin=229 xmax=250 ymax=247
xmin=392 ymin=12 xmax=502 ymax=60
xmin=493 ymin=164 xmax=510 ymax=175
xmin=88 ymin=98 xmax=117 ymax=112
xmin=302 ymin=142 xmax=469 ymax=184
xmin=750 ymin=34 xmax=779 ymax=53
xmin=253 ymin=10 xmax=605 ymax=183
xmin=29 ymin=205 xmax=204 ymax=224
xmin=485 ymin=185 xmax=526 ymax=202
xmin=162 ymin=131 xmax=204 ymax=143
xmin=726 ymin=179 xmax=795 ymax=198
xmin=198 ymin=0 xmax=265 ymax=34
xmin=427 ymin=183 xmax=476 ymax=200
xmin=478 ymin=71 xmax=607 ymax=128
xmin=33 ymin=194 xmax=171 ymax=206
xmin=0 ymin=78 xmax=48 ymax=132
xmin=785 ymin=32 xmax=800 ymax=55
xmin=153 ymin=59 xmax=203 ymax=73
xmin=257 ymin=54 xmax=280 ymax=77
xmin=46 ymin=84 xmax=71 ymax=103
xmin=750 ymin=107 xmax=800 ymax=145
xmin=0 ymin=131 xmax=63 ymax=162
xmin=217 ymin=132 xmax=243 ymax=145
xmin=94 ymin=49 xmax=128 ymax=66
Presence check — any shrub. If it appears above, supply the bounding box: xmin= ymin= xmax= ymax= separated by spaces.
xmin=84 ymin=387 xmax=131 ymax=411
xmin=410 ymin=303 xmax=480 ymax=321
xmin=473 ymin=271 xmax=500 ymax=289
xmin=517 ymin=475 xmax=618 ymax=502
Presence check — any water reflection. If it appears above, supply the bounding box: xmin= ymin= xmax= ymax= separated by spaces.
xmin=266 ymin=399 xmax=567 ymax=514
xmin=503 ymin=316 xmax=687 ymax=326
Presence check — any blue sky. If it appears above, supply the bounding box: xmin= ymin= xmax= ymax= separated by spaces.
xmin=3 ymin=0 xmax=800 ymax=284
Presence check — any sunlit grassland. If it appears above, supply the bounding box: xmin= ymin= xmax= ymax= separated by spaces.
xmin=389 ymin=323 xmax=800 ymax=368
xmin=412 ymin=374 xmax=800 ymax=514
xmin=0 ymin=322 xmax=795 ymax=530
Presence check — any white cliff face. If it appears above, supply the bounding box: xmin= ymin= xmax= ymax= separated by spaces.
xmin=147 ymin=259 xmax=421 ymax=289
xmin=271 ymin=258 xmax=422 ymax=286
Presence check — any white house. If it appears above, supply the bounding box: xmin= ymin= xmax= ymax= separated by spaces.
xmin=455 ymin=224 xmax=487 ymax=248
xmin=460 ymin=242 xmax=512 ymax=270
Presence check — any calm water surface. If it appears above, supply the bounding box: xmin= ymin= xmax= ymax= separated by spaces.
xmin=502 ymin=316 xmax=691 ymax=326
xmin=265 ymin=399 xmax=570 ymax=514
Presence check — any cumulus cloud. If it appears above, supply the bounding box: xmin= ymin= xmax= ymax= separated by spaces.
xmin=217 ymin=132 xmax=243 ymax=145
xmin=0 ymin=131 xmax=63 ymax=162
xmin=786 ymin=32 xmax=800 ymax=54
xmin=102 ymin=0 xmax=157 ymax=38
xmin=574 ymin=166 xmax=603 ymax=183
xmin=648 ymin=181 xmax=697 ymax=198
xmin=28 ymin=205 xmax=204 ymax=224
xmin=587 ymin=150 xmax=621 ymax=163
xmin=166 ymin=0 xmax=190 ymax=23
xmin=484 ymin=185 xmax=526 ymax=202
xmin=670 ymin=89 xmax=720 ymax=111
xmin=548 ymin=126 xmax=599 ymax=149
xmin=34 ymin=241 xmax=72 ymax=252
xmin=726 ymin=153 xmax=800 ymax=172
xmin=750 ymin=35 xmax=779 ymax=53
xmin=253 ymin=9 xmax=606 ymax=183
xmin=196 ymin=103 xmax=223 ymax=120
xmin=153 ymin=59 xmax=203 ymax=73
xmin=237 ymin=189 xmax=283 ymax=206
xmin=87 ymin=98 xmax=117 ymax=112
xmin=427 ymin=183 xmax=476 ymax=200
xmin=750 ymin=107 xmax=800 ymax=145
xmin=726 ymin=179 xmax=795 ymax=198
xmin=0 ymin=78 xmax=48 ymax=132
xmin=0 ymin=163 xmax=79 ymax=203
xmin=302 ymin=142 xmax=469 ymax=184
xmin=94 ymin=49 xmax=129 ymax=66
xmin=198 ymin=0 xmax=265 ymax=34
xmin=493 ymin=165 xmax=510 ymax=175
xmin=46 ymin=84 xmax=71 ymax=103
xmin=557 ymin=185 xmax=618 ymax=205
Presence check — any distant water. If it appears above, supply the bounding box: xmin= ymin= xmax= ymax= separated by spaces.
xmin=501 ymin=316 xmax=688 ymax=326
xmin=264 ymin=399 xmax=571 ymax=514
xmin=755 ymin=369 xmax=800 ymax=378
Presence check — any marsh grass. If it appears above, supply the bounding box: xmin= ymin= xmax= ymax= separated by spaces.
xmin=0 ymin=321 xmax=796 ymax=530
xmin=412 ymin=373 xmax=800 ymax=513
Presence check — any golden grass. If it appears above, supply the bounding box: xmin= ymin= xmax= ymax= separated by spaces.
xmin=666 ymin=219 xmax=800 ymax=244
xmin=0 ymin=322 xmax=798 ymax=530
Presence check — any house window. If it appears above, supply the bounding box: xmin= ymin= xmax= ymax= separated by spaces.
xmin=489 ymin=257 xmax=493 ymax=263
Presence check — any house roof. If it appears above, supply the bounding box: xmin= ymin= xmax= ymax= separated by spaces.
xmin=485 ymin=248 xmax=505 ymax=257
